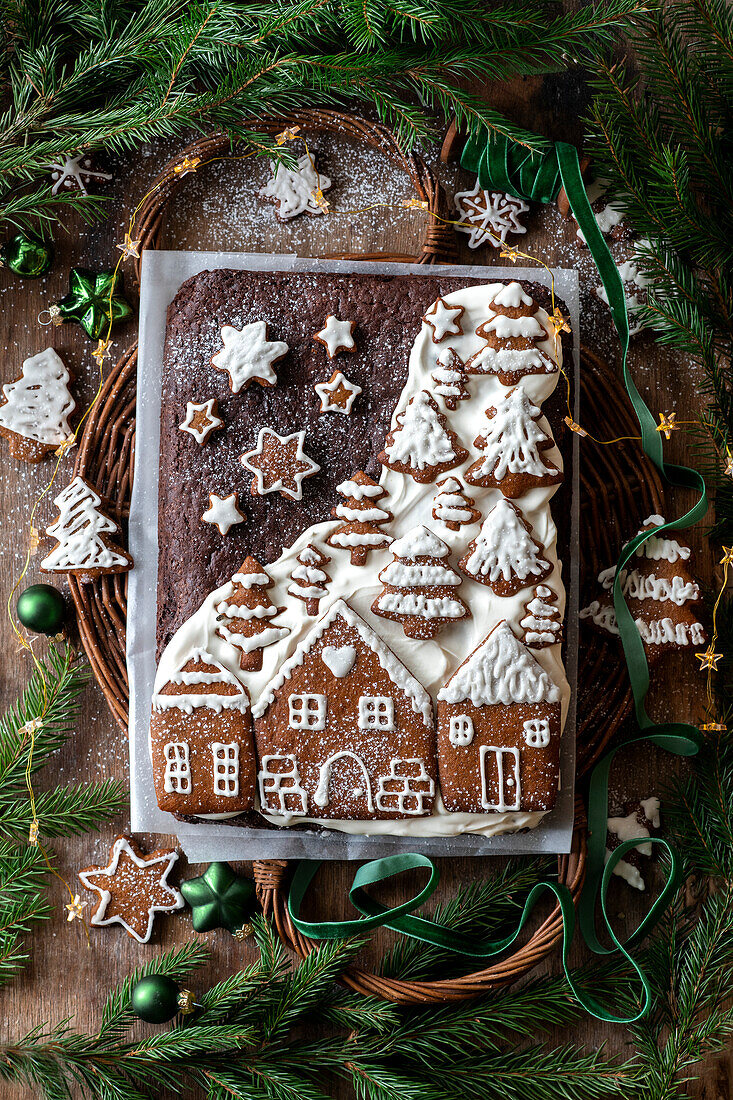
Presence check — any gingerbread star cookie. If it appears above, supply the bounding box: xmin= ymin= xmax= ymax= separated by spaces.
xmin=241 ymin=427 xmax=320 ymax=500
xmin=314 ymin=371 xmax=362 ymax=414
xmin=422 ymin=298 xmax=465 ymax=342
xmin=179 ymin=399 xmax=223 ymax=444
xmin=78 ymin=835 xmax=184 ymax=943
xmin=202 ymin=491 xmax=246 ymax=535
xmin=210 ymin=321 xmax=288 ymax=392
xmin=313 ymin=315 xmax=356 ymax=358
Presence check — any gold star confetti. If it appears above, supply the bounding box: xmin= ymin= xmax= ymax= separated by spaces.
xmin=724 ymin=449 xmax=733 ymax=478
xmin=401 ymin=198 xmax=429 ymax=210
xmin=92 ymin=339 xmax=112 ymax=367
xmin=173 ymin=155 xmax=201 ymax=177
xmin=275 ymin=125 xmax=301 ymax=145
xmin=656 ymin=411 xmax=679 ymax=440
xmin=65 ymin=894 xmax=88 ymax=922
xmin=721 ymin=546 xmax=733 ymax=567
xmin=28 ymin=820 xmax=39 ymax=846
xmin=54 ymin=434 xmax=77 ymax=458
xmin=116 ymin=233 xmax=142 ymax=260
xmin=696 ymin=646 xmax=724 ymax=671
xmin=500 ymin=247 xmax=520 ymax=262
xmin=700 ymin=722 xmax=727 ymax=731
xmin=311 ymin=187 xmax=330 ymax=213
xmin=548 ymin=307 xmax=571 ymax=336
xmin=564 ymin=416 xmax=588 ymax=437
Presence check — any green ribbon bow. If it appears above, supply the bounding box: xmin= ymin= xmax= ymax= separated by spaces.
xmin=287 ymin=132 xmax=706 ymax=1024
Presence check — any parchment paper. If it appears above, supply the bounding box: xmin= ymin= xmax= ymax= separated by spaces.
xmin=128 ymin=251 xmax=580 ymax=860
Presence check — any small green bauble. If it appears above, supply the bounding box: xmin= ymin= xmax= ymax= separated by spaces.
xmin=181 ymin=862 xmax=257 ymax=934
xmin=131 ymin=975 xmax=187 ymax=1024
xmin=0 ymin=233 xmax=54 ymax=278
xmin=17 ymin=584 xmax=65 ymax=634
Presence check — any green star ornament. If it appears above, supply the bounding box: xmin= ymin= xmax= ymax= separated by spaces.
xmin=49 ymin=267 xmax=133 ymax=339
xmin=181 ymin=862 xmax=257 ymax=934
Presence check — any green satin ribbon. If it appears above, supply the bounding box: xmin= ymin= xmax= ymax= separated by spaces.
xmin=286 ymin=133 xmax=707 ymax=1023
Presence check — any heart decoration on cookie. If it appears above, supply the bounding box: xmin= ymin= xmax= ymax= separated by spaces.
xmin=321 ymin=645 xmax=357 ymax=678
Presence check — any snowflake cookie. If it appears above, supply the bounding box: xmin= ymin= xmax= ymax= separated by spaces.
xmin=0 ymin=347 xmax=75 ymax=462
xmin=258 ymin=154 xmax=332 ymax=221
xmin=179 ymin=399 xmax=223 ymax=444
xmin=49 ymin=153 xmax=112 ymax=196
xmin=78 ymin=835 xmax=183 ymax=943
xmin=210 ymin=321 xmax=288 ymax=393
xmin=453 ymin=182 xmax=529 ymax=249
xmin=313 ymin=315 xmax=356 ymax=358
xmin=202 ymin=492 xmax=245 ymax=535
xmin=314 ymin=371 xmax=362 ymax=414
xmin=241 ymin=427 xmax=320 ymax=500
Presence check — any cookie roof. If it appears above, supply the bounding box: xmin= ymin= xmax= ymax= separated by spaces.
xmin=252 ymin=598 xmax=433 ymax=726
xmin=437 ymin=620 xmax=561 ymax=707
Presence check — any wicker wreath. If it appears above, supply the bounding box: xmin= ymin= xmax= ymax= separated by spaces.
xmin=69 ymin=114 xmax=663 ymax=1003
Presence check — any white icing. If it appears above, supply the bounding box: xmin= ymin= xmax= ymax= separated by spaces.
xmin=163 ymin=743 xmax=191 ymax=793
xmin=314 ymin=752 xmax=374 ymax=809
xmin=314 ymin=315 xmax=356 ymax=357
xmin=288 ymin=545 xmax=330 ymax=609
xmin=259 ymin=755 xmax=308 ymax=815
xmin=314 ymin=370 xmax=362 ymax=413
xmin=375 ymin=759 xmax=434 ymax=814
xmin=480 ymin=745 xmax=521 ymax=811
xmin=641 ymin=796 xmax=661 ymax=829
xmin=467 ymin=345 xmax=555 ymax=377
xmin=153 ymin=647 xmax=249 ymax=714
xmin=179 ymin=399 xmax=222 ymax=443
xmin=241 ymin=427 xmax=320 ymax=500
xmin=579 ymin=602 xmax=706 ymax=647
xmin=432 ymin=477 xmax=476 ymax=528
xmin=49 ymin=154 xmax=111 ymax=195
xmin=231 ymin=571 xmax=270 ymax=587
xmin=521 ymin=585 xmax=562 ymax=645
xmin=152 ymin=280 xmax=569 ymax=837
xmin=462 ymin=499 xmax=549 ymax=585
xmin=384 ymin=390 xmax=462 ymax=473
xmin=597 ymin=249 xmax=651 ymax=335
xmin=258 ymin=154 xmax=332 ymax=220
xmin=379 ymin=562 xmax=461 ymax=586
xmin=606 ymin=797 xmax=661 ymax=890
xmin=336 ymin=479 xmax=382 ymax=499
xmin=635 ymin=515 xmax=691 ymax=563
xmin=432 ymin=349 xmax=469 ymax=408
xmin=252 ymin=599 xmax=434 ymax=727
xmin=423 ymin=298 xmax=464 ymax=341
xmin=212 ymin=742 xmax=239 ymax=796
xmin=41 ymin=476 xmax=130 ymax=571
xmin=492 ymin=283 xmax=533 ymax=308
xmin=376 ymin=592 xmax=467 ymax=619
xmin=438 ymin=621 xmax=561 ymax=706
xmin=288 ymin=693 xmax=327 ymax=730
xmin=598 ymin=565 xmax=699 ymax=605
xmin=471 ymin=386 xmax=558 ymax=484
xmin=201 ymin=492 xmax=244 ymax=535
xmin=321 ymin=644 xmax=356 ymax=678
xmin=211 ymin=321 xmax=288 ymax=392
xmin=482 ymin=314 xmax=544 ymax=339
xmin=77 ymin=837 xmax=183 ymax=944
xmin=0 ymin=348 xmax=75 ymax=446
xmin=449 ymin=715 xmax=474 ymax=746
xmin=523 ymin=718 xmax=551 ymax=747
xmin=453 ymin=183 xmax=529 ymax=249
xmin=358 ymin=695 xmax=395 ymax=731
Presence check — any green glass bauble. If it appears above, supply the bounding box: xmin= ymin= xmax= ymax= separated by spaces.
xmin=181 ymin=862 xmax=257 ymax=934
xmin=50 ymin=268 xmax=133 ymax=339
xmin=0 ymin=233 xmax=54 ymax=278
xmin=16 ymin=584 xmax=65 ymax=634
xmin=131 ymin=975 xmax=184 ymax=1024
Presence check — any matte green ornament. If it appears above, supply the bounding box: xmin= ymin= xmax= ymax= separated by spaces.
xmin=181 ymin=862 xmax=257 ymax=934
xmin=131 ymin=975 xmax=194 ymax=1024
xmin=49 ymin=268 xmax=133 ymax=339
xmin=0 ymin=233 xmax=54 ymax=278
xmin=17 ymin=584 xmax=65 ymax=634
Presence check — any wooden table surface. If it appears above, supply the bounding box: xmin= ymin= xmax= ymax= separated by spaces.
xmin=0 ymin=71 xmax=728 ymax=1099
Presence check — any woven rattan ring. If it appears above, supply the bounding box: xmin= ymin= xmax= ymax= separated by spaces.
xmin=69 ymin=114 xmax=663 ymax=1003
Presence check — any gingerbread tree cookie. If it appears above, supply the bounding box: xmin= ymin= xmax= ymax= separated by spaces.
xmin=0 ymin=347 xmax=75 ymax=462
xmin=466 ymin=283 xmax=557 ymax=384
xmin=215 ymin=557 xmax=289 ymax=672
xmin=258 ymin=154 xmax=332 ymax=221
xmin=288 ymin=544 xmax=331 ymax=615
xmin=41 ymin=476 xmax=133 ymax=578
xmin=459 ymin=498 xmax=551 ymax=596
xmin=431 ymin=348 xmax=469 ymax=411
xmin=326 ymin=472 xmax=393 ymax=566
xmin=378 ymin=390 xmax=467 ymax=484
xmin=210 ymin=321 xmax=288 ymax=392
xmin=78 ymin=835 xmax=183 ymax=943
xmin=465 ymin=387 xmax=563 ymax=498
xmin=432 ymin=476 xmax=480 ymax=531
xmin=372 ymin=524 xmax=470 ymax=639
xmin=520 ymin=585 xmax=563 ymax=648
xmin=579 ymin=514 xmax=707 ymax=663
